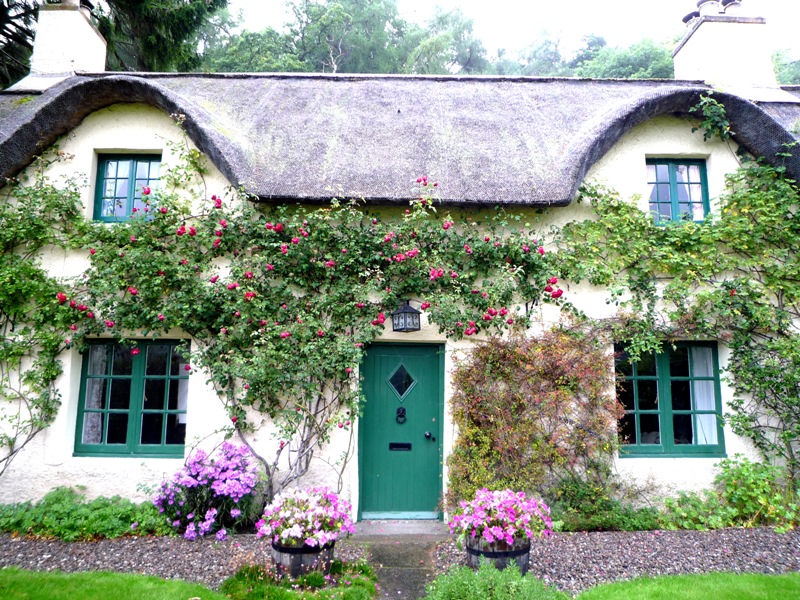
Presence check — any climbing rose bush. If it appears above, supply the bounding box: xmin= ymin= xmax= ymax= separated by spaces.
xmin=256 ymin=486 xmax=355 ymax=548
xmin=448 ymin=488 xmax=553 ymax=546
xmin=153 ymin=442 xmax=262 ymax=540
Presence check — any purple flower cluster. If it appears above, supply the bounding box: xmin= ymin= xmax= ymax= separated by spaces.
xmin=153 ymin=442 xmax=261 ymax=540
xmin=256 ymin=486 xmax=355 ymax=548
xmin=448 ymin=488 xmax=553 ymax=546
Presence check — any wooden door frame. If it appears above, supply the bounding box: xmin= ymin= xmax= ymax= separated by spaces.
xmin=357 ymin=342 xmax=445 ymax=521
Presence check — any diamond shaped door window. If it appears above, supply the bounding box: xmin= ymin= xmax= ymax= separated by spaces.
xmin=388 ymin=364 xmax=415 ymax=401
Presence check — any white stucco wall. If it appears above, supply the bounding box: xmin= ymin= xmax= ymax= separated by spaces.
xmin=0 ymin=105 xmax=761 ymax=508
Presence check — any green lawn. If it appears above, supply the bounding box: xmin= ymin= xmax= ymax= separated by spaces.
xmin=0 ymin=567 xmax=228 ymax=600
xmin=577 ymin=572 xmax=800 ymax=600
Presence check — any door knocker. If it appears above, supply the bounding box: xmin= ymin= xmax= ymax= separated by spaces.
xmin=396 ymin=406 xmax=406 ymax=424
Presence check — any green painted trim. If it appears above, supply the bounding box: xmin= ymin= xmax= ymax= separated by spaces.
xmin=93 ymin=154 xmax=161 ymax=222
xmin=360 ymin=512 xmax=440 ymax=520
xmin=74 ymin=340 xmax=188 ymax=457
xmin=646 ymin=158 xmax=709 ymax=224
xmin=357 ymin=343 xmax=445 ymax=522
xmin=619 ymin=451 xmax=728 ymax=459
xmin=618 ymin=341 xmax=726 ymax=457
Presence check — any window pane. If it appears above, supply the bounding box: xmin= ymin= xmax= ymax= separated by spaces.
xmin=673 ymin=414 xmax=693 ymax=444
xmin=144 ymin=379 xmax=166 ymax=410
xmin=656 ymin=164 xmax=669 ymax=181
xmin=670 ymin=347 xmax=689 ymax=376
xmin=166 ymin=414 xmax=186 ymax=445
xmin=109 ymin=379 xmax=131 ymax=409
xmin=107 ymin=413 xmax=128 ymax=444
xmin=619 ymin=414 xmax=636 ymax=445
xmin=640 ymin=414 xmax=660 ymax=444
xmin=136 ymin=161 xmax=150 ymax=179
xmin=116 ymin=160 xmax=130 ymax=178
xmin=676 ymin=183 xmax=690 ymax=202
xmin=657 ymin=183 xmax=671 ymax=201
xmin=635 ymin=352 xmax=656 ymax=376
xmin=170 ymin=347 xmax=188 ymax=376
xmin=105 ymin=161 xmax=118 ymax=178
xmin=688 ymin=164 xmax=700 ymax=181
xmin=85 ymin=379 xmax=107 ymax=409
xmin=618 ymin=380 xmax=634 ymax=410
xmin=696 ymin=414 xmax=718 ymax=444
xmin=147 ymin=345 xmax=169 ymax=375
xmin=88 ymin=345 xmax=109 ymax=375
xmin=82 ymin=413 xmax=104 ymax=444
xmin=690 ymin=347 xmax=714 ymax=377
xmin=104 ymin=180 xmax=117 ymax=198
xmin=692 ymin=202 xmax=705 ymax=221
xmin=648 ymin=184 xmax=658 ymax=202
xmin=638 ymin=380 xmax=659 ymax=410
xmin=646 ymin=164 xmax=656 ymax=181
xmin=615 ymin=345 xmax=632 ymax=375
xmin=141 ymin=413 xmax=164 ymax=445
xmin=671 ymin=380 xmax=691 ymax=410
xmin=115 ymin=179 xmax=129 ymax=199
xmin=658 ymin=203 xmax=672 ymax=220
xmin=112 ymin=345 xmax=132 ymax=376
xmin=689 ymin=184 xmax=702 ymax=201
xmin=692 ymin=380 xmax=716 ymax=411
xmin=674 ymin=164 xmax=688 ymax=182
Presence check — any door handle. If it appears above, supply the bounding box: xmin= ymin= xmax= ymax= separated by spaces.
xmin=424 ymin=431 xmax=436 ymax=442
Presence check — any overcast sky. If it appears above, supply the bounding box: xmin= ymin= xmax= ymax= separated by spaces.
xmin=226 ymin=0 xmax=800 ymax=59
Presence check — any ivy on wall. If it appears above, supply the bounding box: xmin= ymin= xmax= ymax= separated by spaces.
xmin=2 ymin=97 xmax=799 ymax=503
xmin=1 ymin=137 xmax=564 ymax=498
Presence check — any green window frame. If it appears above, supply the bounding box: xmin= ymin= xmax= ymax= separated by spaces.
xmin=94 ymin=154 xmax=161 ymax=222
xmin=74 ymin=340 xmax=188 ymax=457
xmin=646 ymin=159 xmax=709 ymax=223
xmin=616 ymin=342 xmax=725 ymax=457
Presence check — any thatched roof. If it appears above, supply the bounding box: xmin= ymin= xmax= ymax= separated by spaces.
xmin=1 ymin=73 xmax=799 ymax=206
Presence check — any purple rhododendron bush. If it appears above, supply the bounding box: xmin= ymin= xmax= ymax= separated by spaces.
xmin=154 ymin=442 xmax=264 ymax=540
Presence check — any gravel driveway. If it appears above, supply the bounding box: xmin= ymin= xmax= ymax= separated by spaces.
xmin=0 ymin=528 xmax=798 ymax=597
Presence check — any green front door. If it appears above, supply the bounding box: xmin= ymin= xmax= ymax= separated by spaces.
xmin=359 ymin=344 xmax=443 ymax=519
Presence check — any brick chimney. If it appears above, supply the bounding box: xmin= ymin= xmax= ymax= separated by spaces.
xmin=673 ymin=0 xmax=790 ymax=101
xmin=7 ymin=0 xmax=106 ymax=92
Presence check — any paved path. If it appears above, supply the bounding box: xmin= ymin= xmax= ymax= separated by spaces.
xmin=351 ymin=520 xmax=451 ymax=599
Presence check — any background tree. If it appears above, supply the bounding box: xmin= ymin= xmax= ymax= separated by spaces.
xmin=0 ymin=0 xmax=36 ymax=89
xmin=96 ymin=0 xmax=229 ymax=72
xmin=774 ymin=50 xmax=800 ymax=85
xmin=574 ymin=39 xmax=674 ymax=79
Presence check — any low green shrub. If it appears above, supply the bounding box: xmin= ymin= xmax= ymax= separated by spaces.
xmin=0 ymin=487 xmax=173 ymax=541
xmin=424 ymin=562 xmax=568 ymax=600
xmin=661 ymin=456 xmax=798 ymax=531
xmin=220 ymin=560 xmax=378 ymax=600
xmin=548 ymin=477 xmax=660 ymax=532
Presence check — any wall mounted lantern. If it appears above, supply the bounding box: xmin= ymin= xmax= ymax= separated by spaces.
xmin=391 ymin=300 xmax=421 ymax=333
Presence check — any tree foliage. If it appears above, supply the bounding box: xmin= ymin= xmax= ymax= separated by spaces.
xmin=96 ymin=0 xmax=229 ymax=71
xmin=557 ymin=125 xmax=800 ymax=488
xmin=201 ymin=0 xmax=488 ymax=75
xmin=0 ymin=0 xmax=35 ymax=88
xmin=574 ymin=39 xmax=674 ymax=79
xmin=447 ymin=329 xmax=621 ymax=508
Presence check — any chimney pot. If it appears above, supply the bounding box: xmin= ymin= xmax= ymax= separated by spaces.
xmin=683 ymin=11 xmax=701 ymax=26
xmin=722 ymin=0 xmax=744 ymax=15
xmin=697 ymin=0 xmax=722 ymax=17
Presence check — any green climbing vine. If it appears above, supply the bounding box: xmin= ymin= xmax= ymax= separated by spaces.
xmin=556 ymin=118 xmax=800 ymax=489
xmin=1 ymin=125 xmax=565 ymax=498
xmin=0 ymin=151 xmax=85 ymax=478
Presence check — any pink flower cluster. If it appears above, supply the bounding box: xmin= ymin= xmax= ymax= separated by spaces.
xmin=448 ymin=488 xmax=553 ymax=546
xmin=256 ymin=486 xmax=355 ymax=548
xmin=543 ymin=277 xmax=564 ymax=299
